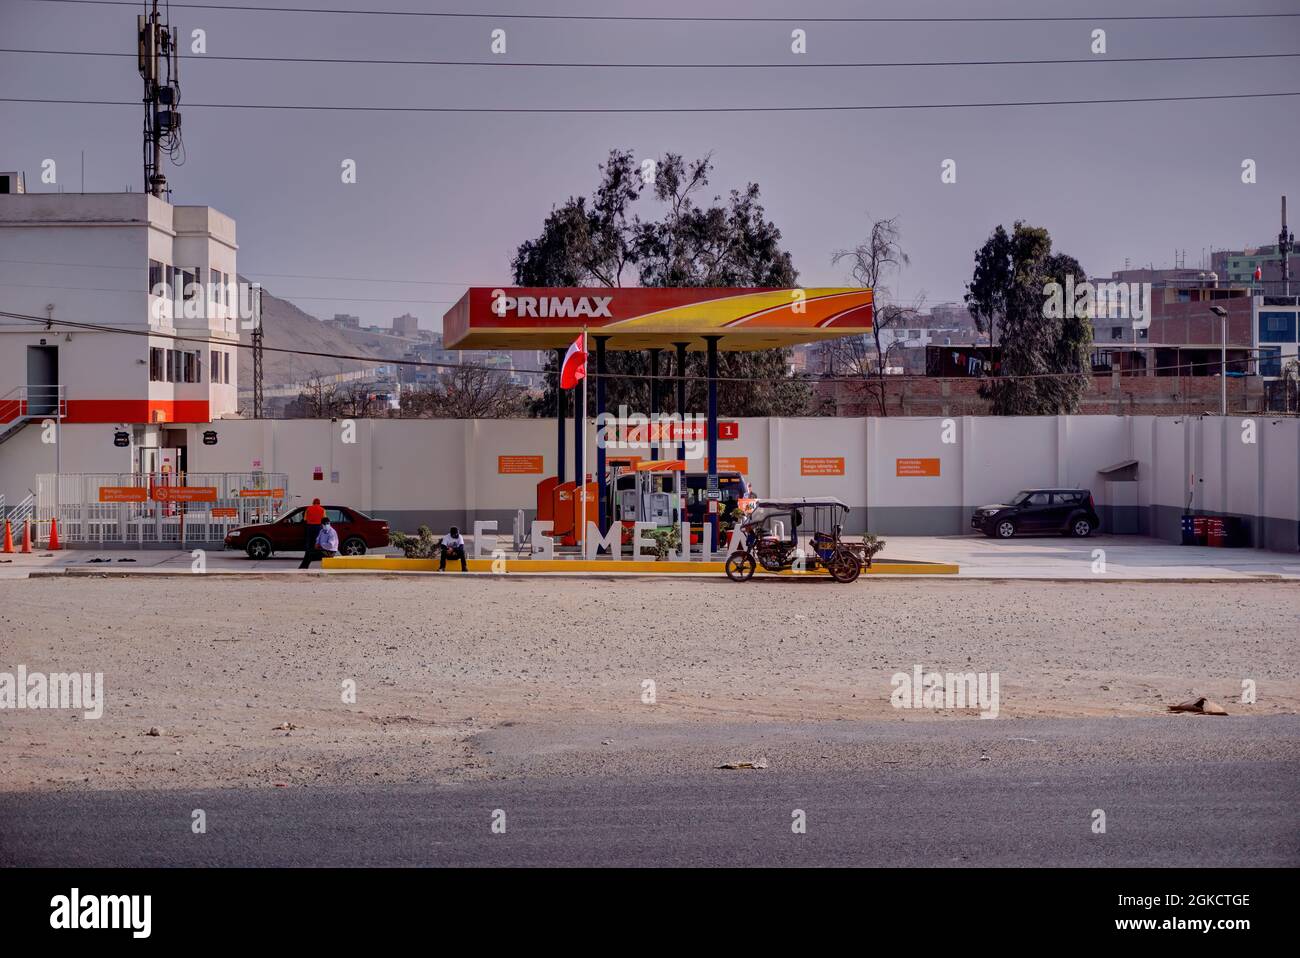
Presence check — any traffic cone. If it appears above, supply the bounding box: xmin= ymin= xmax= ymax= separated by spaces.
xmin=47 ymin=517 xmax=61 ymax=550
xmin=2 ymin=520 xmax=12 ymax=553
xmin=21 ymin=520 xmax=32 ymax=553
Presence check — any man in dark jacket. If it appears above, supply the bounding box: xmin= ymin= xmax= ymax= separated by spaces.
xmin=439 ymin=526 xmax=467 ymax=572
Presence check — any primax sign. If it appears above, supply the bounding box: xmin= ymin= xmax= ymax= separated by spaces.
xmin=491 ymin=290 xmax=614 ymax=318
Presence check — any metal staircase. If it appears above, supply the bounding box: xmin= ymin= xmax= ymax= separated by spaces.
xmin=2 ymin=492 xmax=35 ymax=529
xmin=0 ymin=386 xmax=66 ymax=446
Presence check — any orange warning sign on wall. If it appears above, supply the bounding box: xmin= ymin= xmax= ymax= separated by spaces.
xmin=239 ymin=488 xmax=285 ymax=498
xmin=98 ymin=486 xmax=147 ymax=503
xmin=702 ymin=457 xmax=750 ymax=474
xmin=498 ymin=455 xmax=544 ymax=475
xmin=896 ymin=458 xmax=941 ymax=477
xmin=800 ymin=457 xmax=845 ymax=476
xmin=211 ymin=507 xmax=239 ymax=518
xmin=153 ymin=486 xmax=218 ymax=502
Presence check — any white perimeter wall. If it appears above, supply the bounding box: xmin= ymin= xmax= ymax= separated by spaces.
xmin=3 ymin=415 xmax=1297 ymax=549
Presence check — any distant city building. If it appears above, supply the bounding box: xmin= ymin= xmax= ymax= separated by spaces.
xmin=391 ymin=313 xmax=420 ymax=338
xmin=1213 ymin=246 xmax=1288 ymax=285
xmin=1081 ymin=266 xmax=1298 ymax=407
xmin=326 ymin=313 xmax=360 ymax=330
xmin=928 ymin=302 xmax=977 ymax=331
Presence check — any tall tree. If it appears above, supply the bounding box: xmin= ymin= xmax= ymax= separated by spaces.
xmin=830 ymin=216 xmax=917 ymax=415
xmin=513 ymin=149 xmax=809 ymax=417
xmin=965 ymin=222 xmax=1091 ymax=415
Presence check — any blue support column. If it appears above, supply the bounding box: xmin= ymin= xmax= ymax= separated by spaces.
xmin=706 ymin=335 xmax=720 ymax=555
xmin=595 ymin=336 xmax=608 ymax=535
xmin=555 ymin=348 xmax=566 ymax=483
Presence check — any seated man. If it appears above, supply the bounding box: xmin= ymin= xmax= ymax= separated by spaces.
xmin=439 ymin=526 xmax=468 ymax=572
xmin=300 ymin=515 xmax=339 ymax=569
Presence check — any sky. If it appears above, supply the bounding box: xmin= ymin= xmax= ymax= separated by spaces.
xmin=2 ymin=0 xmax=1299 ymax=331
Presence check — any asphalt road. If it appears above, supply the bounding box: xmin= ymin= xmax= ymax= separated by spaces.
xmin=3 ymin=718 xmax=1296 ymax=867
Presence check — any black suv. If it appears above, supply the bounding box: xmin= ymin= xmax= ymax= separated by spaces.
xmin=972 ymin=489 xmax=1100 ymax=539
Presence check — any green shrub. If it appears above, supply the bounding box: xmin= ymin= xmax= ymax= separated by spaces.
xmin=389 ymin=525 xmax=441 ymax=559
xmin=861 ymin=534 xmax=885 ymax=562
xmin=646 ymin=525 xmax=681 ymax=560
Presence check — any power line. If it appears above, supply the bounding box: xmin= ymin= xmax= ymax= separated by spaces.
xmin=3 ymin=90 xmax=1299 ymax=113
xmin=7 ymin=47 xmax=1300 ymax=69
xmin=28 ymin=0 xmax=1300 ymax=23
xmin=0 ymin=256 xmax=936 ymax=297
xmin=0 ymin=280 xmax=457 ymax=305
xmin=0 ymin=307 xmax=1281 ymax=386
xmin=0 ymin=257 xmax=488 ymax=287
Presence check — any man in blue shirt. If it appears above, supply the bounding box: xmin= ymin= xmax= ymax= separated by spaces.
xmin=300 ymin=515 xmax=339 ymax=569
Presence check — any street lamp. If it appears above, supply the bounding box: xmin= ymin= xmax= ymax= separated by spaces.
xmin=1209 ymin=305 xmax=1228 ymax=416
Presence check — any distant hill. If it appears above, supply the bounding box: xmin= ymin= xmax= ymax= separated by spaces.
xmin=236 ymin=284 xmax=411 ymax=390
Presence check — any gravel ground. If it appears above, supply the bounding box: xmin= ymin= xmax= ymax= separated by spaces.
xmin=0 ymin=576 xmax=1295 ymax=791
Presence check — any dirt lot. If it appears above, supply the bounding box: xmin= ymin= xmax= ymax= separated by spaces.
xmin=1 ymin=576 xmax=1296 ymax=791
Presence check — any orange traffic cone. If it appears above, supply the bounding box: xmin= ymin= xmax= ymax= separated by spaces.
xmin=47 ymin=517 xmax=61 ymax=550
xmin=21 ymin=520 xmax=32 ymax=553
xmin=2 ymin=520 xmax=12 ymax=554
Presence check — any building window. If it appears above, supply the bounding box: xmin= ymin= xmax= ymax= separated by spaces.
xmin=1259 ymin=311 xmax=1298 ymax=343
xmin=1137 ymin=328 xmax=1148 ymax=340
xmin=149 ymin=260 xmax=164 ymax=295
xmin=1110 ymin=326 xmax=1123 ymax=341
xmin=210 ymin=350 xmax=230 ymax=384
xmin=210 ymin=350 xmax=220 ymax=382
xmin=149 ymin=346 xmax=164 ymax=382
xmin=180 ymin=350 xmax=201 ymax=383
xmin=1259 ymin=347 xmax=1282 ymax=378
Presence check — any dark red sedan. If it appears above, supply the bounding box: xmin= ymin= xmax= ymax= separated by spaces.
xmin=224 ymin=505 xmax=389 ymax=559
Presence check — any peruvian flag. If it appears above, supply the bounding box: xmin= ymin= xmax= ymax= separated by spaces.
xmin=559 ymin=333 xmax=587 ymax=390
xmin=1254 ymin=265 xmax=1263 ymax=281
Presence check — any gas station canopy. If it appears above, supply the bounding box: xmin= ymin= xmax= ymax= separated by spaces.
xmin=443 ymin=287 xmax=873 ymax=351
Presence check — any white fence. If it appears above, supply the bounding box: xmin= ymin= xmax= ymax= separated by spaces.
xmin=35 ymin=472 xmax=290 ymax=546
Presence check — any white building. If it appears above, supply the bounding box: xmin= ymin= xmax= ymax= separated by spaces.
xmin=0 ymin=190 xmax=242 ymax=476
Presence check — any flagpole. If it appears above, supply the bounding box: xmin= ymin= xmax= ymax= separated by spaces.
xmin=580 ymin=325 xmax=589 ymax=551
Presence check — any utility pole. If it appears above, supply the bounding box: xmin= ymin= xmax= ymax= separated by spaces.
xmin=138 ymin=1 xmax=180 ymax=197
xmin=252 ymin=286 xmax=265 ymax=419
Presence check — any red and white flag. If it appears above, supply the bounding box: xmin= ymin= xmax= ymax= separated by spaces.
xmin=559 ymin=333 xmax=587 ymax=390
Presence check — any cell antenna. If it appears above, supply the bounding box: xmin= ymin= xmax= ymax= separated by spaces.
xmin=138 ymin=1 xmax=181 ymax=197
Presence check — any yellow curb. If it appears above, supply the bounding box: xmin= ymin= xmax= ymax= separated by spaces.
xmin=323 ymin=556 xmax=959 ymax=575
